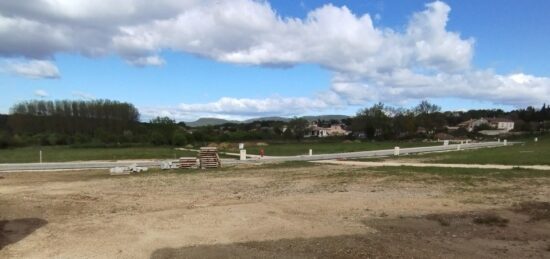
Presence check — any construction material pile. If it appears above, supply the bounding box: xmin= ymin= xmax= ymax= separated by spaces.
xmin=199 ymin=147 xmax=221 ymax=169
xmin=110 ymin=164 xmax=148 ymax=175
xmin=179 ymin=157 xmax=199 ymax=169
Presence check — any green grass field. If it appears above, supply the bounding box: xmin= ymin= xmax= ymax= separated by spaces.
xmin=370 ymin=136 xmax=549 ymax=165
xmin=220 ymin=140 xmax=437 ymax=156
xmin=368 ymin=166 xmax=550 ymax=180
xmin=0 ymin=146 xmax=198 ymax=163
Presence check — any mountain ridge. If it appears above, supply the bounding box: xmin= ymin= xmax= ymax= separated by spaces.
xmin=185 ymin=115 xmax=350 ymax=127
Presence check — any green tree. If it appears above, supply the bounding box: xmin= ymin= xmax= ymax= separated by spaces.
xmin=172 ymin=130 xmax=188 ymax=146
xmin=149 ymin=116 xmax=177 ymax=145
xmin=288 ymin=117 xmax=309 ymax=140
xmin=352 ymin=103 xmax=391 ymax=139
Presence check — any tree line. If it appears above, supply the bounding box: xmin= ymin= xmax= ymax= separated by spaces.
xmin=350 ymin=101 xmax=550 ymax=140
xmin=1 ymin=99 xmax=549 ymax=149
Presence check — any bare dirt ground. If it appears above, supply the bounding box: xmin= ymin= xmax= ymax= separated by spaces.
xmin=1 ymin=163 xmax=549 ymax=258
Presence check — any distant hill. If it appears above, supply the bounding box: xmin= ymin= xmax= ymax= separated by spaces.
xmin=244 ymin=116 xmax=291 ymax=123
xmin=185 ymin=115 xmax=350 ymax=127
xmin=185 ymin=117 xmax=239 ymax=127
xmin=302 ymin=115 xmax=350 ymax=122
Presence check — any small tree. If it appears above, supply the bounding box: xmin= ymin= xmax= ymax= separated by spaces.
xmin=172 ymin=130 xmax=188 ymax=146
xmin=288 ymin=118 xmax=309 ymax=141
xmin=149 ymin=116 xmax=177 ymax=145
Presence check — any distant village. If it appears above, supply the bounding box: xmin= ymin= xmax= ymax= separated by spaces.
xmin=303 ymin=116 xmax=516 ymax=139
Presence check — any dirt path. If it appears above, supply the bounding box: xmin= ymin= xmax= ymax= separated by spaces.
xmin=1 ymin=164 xmax=549 ymax=258
xmin=314 ymin=160 xmax=550 ymax=170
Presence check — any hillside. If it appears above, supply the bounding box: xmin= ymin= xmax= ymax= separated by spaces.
xmin=186 ymin=115 xmax=350 ymax=127
xmin=185 ymin=118 xmax=239 ymax=127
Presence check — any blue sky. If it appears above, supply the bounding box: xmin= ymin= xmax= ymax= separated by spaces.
xmin=1 ymin=0 xmax=549 ymax=121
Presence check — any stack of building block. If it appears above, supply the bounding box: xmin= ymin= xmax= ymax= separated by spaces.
xmin=179 ymin=157 xmax=199 ymax=169
xmin=198 ymin=147 xmax=221 ymax=169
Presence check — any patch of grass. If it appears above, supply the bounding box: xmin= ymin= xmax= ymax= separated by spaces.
xmin=0 ymin=146 xmax=198 ymax=163
xmin=513 ymin=201 xmax=550 ymax=222
xmin=255 ymin=161 xmax=318 ymax=169
xmin=472 ymin=213 xmax=509 ymax=227
xmin=426 ymin=214 xmax=451 ymax=226
xmin=362 ymin=166 xmax=550 ymax=187
xmin=376 ymin=137 xmax=550 ymax=165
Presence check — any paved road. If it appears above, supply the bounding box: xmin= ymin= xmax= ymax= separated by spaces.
xmin=314 ymin=160 xmax=550 ymax=171
xmin=0 ymin=141 xmax=516 ymax=172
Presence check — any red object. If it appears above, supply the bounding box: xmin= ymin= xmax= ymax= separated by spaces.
xmin=259 ymin=149 xmax=265 ymax=157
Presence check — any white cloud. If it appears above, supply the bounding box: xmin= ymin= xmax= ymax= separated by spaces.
xmin=72 ymin=91 xmax=96 ymax=100
xmin=140 ymin=95 xmax=342 ymax=121
xmin=112 ymin=1 xmax=472 ymax=74
xmin=34 ymin=89 xmax=49 ymax=97
xmin=330 ymin=70 xmax=550 ymax=108
xmin=1 ymin=0 xmax=549 ymax=113
xmin=2 ymin=59 xmax=60 ymax=79
xmin=127 ymin=55 xmax=165 ymax=67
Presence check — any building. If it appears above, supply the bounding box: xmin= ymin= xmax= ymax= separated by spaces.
xmin=457 ymin=118 xmax=489 ymax=132
xmin=305 ymin=123 xmax=350 ymax=138
xmin=487 ymin=118 xmax=515 ymax=131
xmin=457 ymin=117 xmax=514 ymax=132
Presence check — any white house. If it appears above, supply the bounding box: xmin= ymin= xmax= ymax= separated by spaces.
xmin=305 ymin=123 xmax=350 ymax=138
xmin=487 ymin=118 xmax=514 ymax=131
xmin=457 ymin=117 xmax=514 ymax=132
xmin=457 ymin=118 xmax=489 ymax=132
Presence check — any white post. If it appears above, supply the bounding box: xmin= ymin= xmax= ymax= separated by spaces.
xmin=309 ymin=149 xmax=313 ymax=156
xmin=457 ymin=144 xmax=461 ymax=151
xmin=503 ymin=139 xmax=508 ymax=146
xmin=460 ymin=140 xmax=464 ymax=145
xmin=39 ymin=150 xmax=43 ymax=163
xmin=240 ymin=149 xmax=247 ymax=161
xmin=443 ymin=140 xmax=449 ymax=146
xmin=497 ymin=138 xmax=501 ymax=143
xmin=534 ymin=137 xmax=538 ymax=143
xmin=394 ymin=146 xmax=400 ymax=156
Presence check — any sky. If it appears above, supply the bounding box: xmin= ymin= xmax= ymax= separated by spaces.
xmin=1 ymin=0 xmax=549 ymax=121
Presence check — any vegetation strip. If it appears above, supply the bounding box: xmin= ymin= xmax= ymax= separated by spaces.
xmin=314 ymin=160 xmax=550 ymax=171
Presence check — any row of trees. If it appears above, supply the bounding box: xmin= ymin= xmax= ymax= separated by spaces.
xmin=350 ymin=101 xmax=550 ymax=140
xmin=1 ymin=99 xmax=550 ymax=148
xmin=9 ymin=100 xmax=140 ymax=135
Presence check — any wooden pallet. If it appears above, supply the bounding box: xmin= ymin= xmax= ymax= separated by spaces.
xmin=179 ymin=157 xmax=198 ymax=169
xmin=199 ymin=147 xmax=221 ymax=169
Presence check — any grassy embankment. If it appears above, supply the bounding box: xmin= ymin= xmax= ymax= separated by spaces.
xmin=361 ymin=136 xmax=550 ymax=165
xmin=220 ymin=140 xmax=438 ymax=156
xmin=0 ymin=146 xmax=197 ymax=163
xmin=0 ymin=140 xmax=433 ymax=163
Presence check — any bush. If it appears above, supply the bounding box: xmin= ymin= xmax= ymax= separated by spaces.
xmin=0 ymin=131 xmax=11 ymax=148
xmin=172 ymin=131 xmax=188 ymax=146
xmin=150 ymin=131 xmax=166 ymax=145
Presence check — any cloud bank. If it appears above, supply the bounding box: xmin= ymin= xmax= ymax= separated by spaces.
xmin=1 ymin=60 xmax=60 ymax=79
xmin=34 ymin=89 xmax=49 ymax=98
xmin=1 ymin=0 xmax=549 ymax=119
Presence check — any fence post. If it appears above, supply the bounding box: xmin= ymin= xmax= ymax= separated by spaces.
xmin=309 ymin=149 xmax=313 ymax=156
xmin=40 ymin=150 xmax=43 ymax=163
xmin=394 ymin=146 xmax=400 ymax=156
xmin=240 ymin=149 xmax=247 ymax=161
